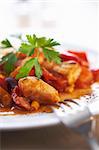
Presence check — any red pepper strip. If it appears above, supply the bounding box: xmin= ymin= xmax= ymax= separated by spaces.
xmin=29 ymin=68 xmax=35 ymax=76
xmin=68 ymin=50 xmax=88 ymax=62
xmin=75 ymin=67 xmax=94 ymax=89
xmin=43 ymin=68 xmax=67 ymax=92
xmin=60 ymin=52 xmax=89 ymax=67
xmin=60 ymin=53 xmax=80 ymax=62
xmin=43 ymin=68 xmax=56 ymax=81
xmin=91 ymin=69 xmax=99 ymax=82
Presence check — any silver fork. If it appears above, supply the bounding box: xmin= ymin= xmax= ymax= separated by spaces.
xmin=53 ymin=83 xmax=99 ymax=150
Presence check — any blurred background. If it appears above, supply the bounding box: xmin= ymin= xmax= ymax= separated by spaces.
xmin=0 ymin=0 xmax=98 ymax=51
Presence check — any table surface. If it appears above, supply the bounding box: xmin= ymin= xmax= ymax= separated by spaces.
xmin=0 ymin=116 xmax=99 ymax=150
xmin=1 ymin=124 xmax=90 ymax=150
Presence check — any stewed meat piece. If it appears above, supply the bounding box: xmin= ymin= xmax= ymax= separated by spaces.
xmin=18 ymin=76 xmax=60 ymax=104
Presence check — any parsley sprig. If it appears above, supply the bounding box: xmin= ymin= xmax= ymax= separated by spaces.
xmin=16 ymin=57 xmax=42 ymax=79
xmin=19 ymin=34 xmax=60 ymax=56
xmin=0 ymin=52 xmax=17 ymax=74
xmin=43 ymin=48 xmax=61 ymax=64
xmin=1 ymin=38 xmax=12 ymax=48
xmin=0 ymin=34 xmax=61 ymax=78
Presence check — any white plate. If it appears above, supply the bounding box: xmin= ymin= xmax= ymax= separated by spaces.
xmin=0 ymin=113 xmax=60 ymax=130
xmin=0 ymin=46 xmax=99 ymax=130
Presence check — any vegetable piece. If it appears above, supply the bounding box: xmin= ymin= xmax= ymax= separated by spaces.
xmin=0 ymin=52 xmax=13 ymax=64
xmin=36 ymin=37 xmax=60 ymax=47
xmin=68 ymin=50 xmax=89 ymax=67
xmin=60 ymin=53 xmax=79 ymax=62
xmin=31 ymin=48 xmax=45 ymax=64
xmin=5 ymin=77 xmax=18 ymax=93
xmin=16 ymin=57 xmax=42 ymax=79
xmin=10 ymin=66 xmax=21 ymax=78
xmin=34 ymin=58 xmax=42 ymax=78
xmin=0 ymin=52 xmax=17 ymax=74
xmin=91 ymin=69 xmax=99 ymax=82
xmin=43 ymin=48 xmax=61 ymax=64
xmin=16 ymin=52 xmax=27 ymax=59
xmin=25 ymin=34 xmax=60 ymax=48
xmin=1 ymin=38 xmax=12 ymax=48
xmin=0 ymin=35 xmax=61 ymax=80
xmin=43 ymin=68 xmax=56 ymax=81
xmin=19 ymin=43 xmax=34 ymax=56
xmin=75 ymin=67 xmax=94 ymax=88
xmin=68 ymin=50 xmax=88 ymax=62
xmin=60 ymin=51 xmax=89 ymax=67
xmin=0 ymin=87 xmax=12 ymax=107
xmin=43 ymin=69 xmax=67 ymax=92
xmin=19 ymin=34 xmax=61 ymax=63
xmin=29 ymin=68 xmax=35 ymax=76
xmin=16 ymin=58 xmax=34 ymax=79
xmin=16 ymin=35 xmax=61 ymax=79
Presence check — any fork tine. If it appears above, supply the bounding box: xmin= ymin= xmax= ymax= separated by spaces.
xmin=64 ymin=99 xmax=79 ymax=105
xmin=59 ymin=101 xmax=72 ymax=108
xmin=63 ymin=102 xmax=72 ymax=108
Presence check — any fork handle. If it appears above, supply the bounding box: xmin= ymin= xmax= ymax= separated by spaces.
xmin=63 ymin=107 xmax=91 ymax=127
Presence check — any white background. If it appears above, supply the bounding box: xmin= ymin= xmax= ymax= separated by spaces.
xmin=0 ymin=0 xmax=98 ymax=52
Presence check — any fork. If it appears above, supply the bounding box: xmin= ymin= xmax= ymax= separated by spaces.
xmin=53 ymin=83 xmax=99 ymax=150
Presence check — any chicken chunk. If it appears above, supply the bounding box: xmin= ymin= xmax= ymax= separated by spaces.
xmin=42 ymin=60 xmax=81 ymax=85
xmin=53 ymin=61 xmax=81 ymax=85
xmin=18 ymin=77 xmax=60 ymax=104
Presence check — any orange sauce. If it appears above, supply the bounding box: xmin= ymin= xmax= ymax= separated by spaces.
xmin=0 ymin=105 xmax=52 ymax=116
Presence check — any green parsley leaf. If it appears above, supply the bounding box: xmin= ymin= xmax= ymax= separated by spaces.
xmin=43 ymin=48 xmax=61 ymax=64
xmin=42 ymin=38 xmax=60 ymax=47
xmin=33 ymin=58 xmax=42 ymax=79
xmin=0 ymin=52 xmax=17 ymax=74
xmin=0 ymin=52 xmax=12 ymax=64
xmin=19 ymin=34 xmax=38 ymax=56
xmin=1 ymin=39 xmax=12 ymax=48
xmin=18 ymin=34 xmax=61 ymax=78
xmin=19 ymin=43 xmax=34 ymax=56
xmin=19 ymin=34 xmax=60 ymax=57
xmin=26 ymin=34 xmax=37 ymax=46
xmin=36 ymin=37 xmax=47 ymax=47
xmin=16 ymin=57 xmax=42 ymax=79
xmin=16 ymin=58 xmax=34 ymax=79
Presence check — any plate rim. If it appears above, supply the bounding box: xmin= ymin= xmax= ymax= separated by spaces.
xmin=0 ymin=46 xmax=99 ymax=131
xmin=0 ymin=113 xmax=60 ymax=131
